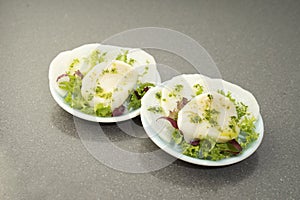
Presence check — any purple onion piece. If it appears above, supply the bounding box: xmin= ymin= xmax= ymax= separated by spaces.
xmin=74 ymin=70 xmax=84 ymax=79
xmin=56 ymin=73 xmax=68 ymax=82
xmin=143 ymin=86 xmax=150 ymax=93
xmin=177 ymin=97 xmax=189 ymax=110
xmin=190 ymin=139 xmax=200 ymax=146
xmin=227 ymin=139 xmax=243 ymax=154
xmin=157 ymin=116 xmax=178 ymax=129
xmin=229 ymin=139 xmax=242 ymax=152
xmin=134 ymin=91 xmax=142 ymax=100
xmin=112 ymin=105 xmax=125 ymax=117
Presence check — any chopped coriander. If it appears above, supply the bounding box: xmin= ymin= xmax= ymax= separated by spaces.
xmin=102 ymin=67 xmax=118 ymax=75
xmin=155 ymin=91 xmax=162 ymax=100
xmin=236 ymin=102 xmax=248 ymax=119
xmin=116 ymin=50 xmax=136 ymax=66
xmin=188 ymin=113 xmax=202 ymax=123
xmin=203 ymin=108 xmax=220 ymax=127
xmin=217 ymin=90 xmax=235 ymax=103
xmin=207 ymin=94 xmax=213 ymax=100
xmin=89 ymin=50 xmax=106 ymax=68
xmin=147 ymin=106 xmax=163 ymax=114
xmin=174 ymin=84 xmax=183 ymax=92
xmin=228 ymin=116 xmax=238 ymax=132
xmin=168 ymin=92 xmax=176 ymax=97
xmin=193 ymin=84 xmax=204 ymax=95
xmin=218 ymin=90 xmax=248 ymax=119
xmin=95 ymin=86 xmax=112 ymax=99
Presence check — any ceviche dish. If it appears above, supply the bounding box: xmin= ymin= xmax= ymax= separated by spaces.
xmin=141 ymin=74 xmax=262 ymax=163
xmin=49 ymin=44 xmax=160 ymax=122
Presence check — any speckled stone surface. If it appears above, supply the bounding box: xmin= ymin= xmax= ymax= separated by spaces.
xmin=0 ymin=0 xmax=299 ymax=199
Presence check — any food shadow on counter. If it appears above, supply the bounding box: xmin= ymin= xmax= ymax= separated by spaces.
xmin=151 ymin=153 xmax=259 ymax=190
xmin=50 ymin=104 xmax=80 ymax=139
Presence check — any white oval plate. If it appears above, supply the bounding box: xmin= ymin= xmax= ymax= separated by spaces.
xmin=49 ymin=43 xmax=161 ymax=123
xmin=140 ymin=74 xmax=264 ymax=166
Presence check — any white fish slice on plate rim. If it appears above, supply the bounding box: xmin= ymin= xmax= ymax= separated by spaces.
xmin=49 ymin=43 xmax=161 ymax=122
xmin=140 ymin=74 xmax=264 ymax=166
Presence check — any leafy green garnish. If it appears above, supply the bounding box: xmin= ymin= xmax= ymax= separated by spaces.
xmin=116 ymin=50 xmax=135 ymax=65
xmin=58 ymin=69 xmax=112 ymax=117
xmin=128 ymin=82 xmax=155 ymax=110
xmin=57 ymin=49 xmax=134 ymax=118
xmin=174 ymin=84 xmax=183 ymax=92
xmin=67 ymin=59 xmax=80 ymax=73
xmin=94 ymin=103 xmax=112 ymax=117
xmin=128 ymin=91 xmax=140 ymax=110
xmin=164 ymin=91 xmax=259 ymax=161
xmin=188 ymin=113 xmax=202 ymax=123
xmin=181 ymin=141 xmax=201 ymax=158
xmin=179 ymin=138 xmax=241 ymax=161
xmin=238 ymin=116 xmax=259 ymax=148
xmin=172 ymin=129 xmax=183 ymax=144
xmin=236 ymin=102 xmax=248 ymax=119
xmin=203 ymin=108 xmax=220 ymax=126
xmin=147 ymin=106 xmax=163 ymax=114
xmin=95 ymin=86 xmax=112 ymax=99
xmin=58 ymin=73 xmax=93 ymax=114
xmin=229 ymin=116 xmax=239 ymax=132
xmin=193 ymin=84 xmax=204 ymax=95
xmin=89 ymin=50 xmax=106 ymax=68
xmin=155 ymin=91 xmax=162 ymax=100
xmin=217 ymin=90 xmax=248 ymax=120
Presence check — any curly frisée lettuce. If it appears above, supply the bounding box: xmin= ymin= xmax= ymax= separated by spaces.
xmin=167 ymin=116 xmax=258 ymax=161
xmin=58 ymin=72 xmax=96 ymax=115
xmin=128 ymin=82 xmax=155 ymax=110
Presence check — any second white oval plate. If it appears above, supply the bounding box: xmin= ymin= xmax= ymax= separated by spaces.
xmin=140 ymin=74 xmax=264 ymax=166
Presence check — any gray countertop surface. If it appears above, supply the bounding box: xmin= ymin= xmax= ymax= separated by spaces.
xmin=1 ymin=0 xmax=299 ymax=199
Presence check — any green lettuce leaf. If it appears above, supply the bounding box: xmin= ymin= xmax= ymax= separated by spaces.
xmin=128 ymin=82 xmax=155 ymax=110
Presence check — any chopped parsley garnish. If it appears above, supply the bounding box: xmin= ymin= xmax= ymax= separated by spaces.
xmin=193 ymin=84 xmax=204 ymax=95
xmin=168 ymin=92 xmax=176 ymax=97
xmin=155 ymin=91 xmax=162 ymax=100
xmin=203 ymin=108 xmax=220 ymax=127
xmin=188 ymin=113 xmax=202 ymax=123
xmin=95 ymin=86 xmax=112 ymax=99
xmin=116 ymin=50 xmax=135 ymax=65
xmin=217 ymin=90 xmax=248 ymax=119
xmin=174 ymin=84 xmax=183 ymax=92
xmin=147 ymin=106 xmax=163 ymax=114
xmin=102 ymin=67 xmax=118 ymax=75
xmin=89 ymin=50 xmax=106 ymax=68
